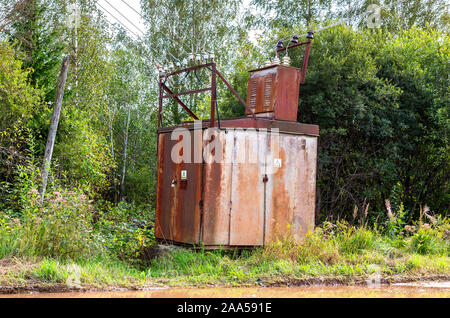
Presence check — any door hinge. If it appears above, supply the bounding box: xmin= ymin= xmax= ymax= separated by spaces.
xmin=263 ymin=174 xmax=268 ymax=183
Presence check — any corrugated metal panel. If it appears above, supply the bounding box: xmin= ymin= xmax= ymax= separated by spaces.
xmin=245 ymin=65 xmax=300 ymax=121
xmin=292 ymin=136 xmax=317 ymax=240
xmin=274 ymin=67 xmax=301 ymax=121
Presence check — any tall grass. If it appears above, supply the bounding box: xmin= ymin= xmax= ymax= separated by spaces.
xmin=145 ymin=219 xmax=449 ymax=285
xmin=1 ymin=189 xmax=105 ymax=261
xmin=337 ymin=226 xmax=376 ymax=254
xmin=409 ymin=227 xmax=448 ymax=255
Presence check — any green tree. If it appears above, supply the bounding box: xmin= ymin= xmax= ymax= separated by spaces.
xmin=4 ymin=0 xmax=67 ymax=103
xmin=0 ymin=40 xmax=47 ymax=209
xmin=106 ymin=36 xmax=158 ymax=204
xmin=251 ymin=0 xmax=334 ymax=28
xmin=335 ymin=0 xmax=449 ymax=31
xmin=376 ymin=27 xmax=449 ymax=218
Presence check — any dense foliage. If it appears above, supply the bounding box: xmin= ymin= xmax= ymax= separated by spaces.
xmin=298 ymin=26 xmax=449 ymax=222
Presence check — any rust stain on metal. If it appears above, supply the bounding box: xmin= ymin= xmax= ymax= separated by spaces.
xmin=228 ymin=130 xmax=266 ymax=246
xmin=156 ymin=131 xmax=202 ymax=244
xmin=155 ymin=120 xmax=319 ymax=247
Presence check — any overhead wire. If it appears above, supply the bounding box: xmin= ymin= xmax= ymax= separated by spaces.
xmin=275 ymin=19 xmax=346 ymax=46
xmin=94 ymin=0 xmax=166 ymax=67
xmin=103 ymin=0 xmax=145 ymax=37
xmin=119 ymin=0 xmax=144 ymax=19
xmin=100 ymin=16 xmax=149 ymax=67
xmin=96 ymin=1 xmax=141 ymax=38
xmin=100 ymin=0 xmax=191 ymax=68
xmin=106 ymin=0 xmax=200 ymax=67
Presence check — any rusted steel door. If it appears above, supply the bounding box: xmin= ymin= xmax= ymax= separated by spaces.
xmin=155 ymin=132 xmax=202 ymax=244
xmin=229 ymin=129 xmax=267 ymax=246
xmin=264 ymin=134 xmax=317 ymax=243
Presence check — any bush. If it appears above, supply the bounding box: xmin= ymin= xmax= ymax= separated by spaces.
xmin=409 ymin=226 xmax=448 ymax=256
xmin=95 ymin=202 xmax=154 ymax=261
xmin=6 ymin=189 xmax=105 ymax=261
xmin=338 ymin=227 xmax=376 ymax=254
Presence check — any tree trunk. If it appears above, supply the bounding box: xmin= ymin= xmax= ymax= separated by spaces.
xmin=74 ymin=17 xmax=79 ymax=108
xmin=120 ymin=106 xmax=131 ymax=200
xmin=108 ymin=103 xmax=117 ymax=203
xmin=39 ymin=55 xmax=70 ymax=204
xmin=131 ymin=109 xmax=139 ymax=172
xmin=307 ymin=0 xmax=312 ymax=28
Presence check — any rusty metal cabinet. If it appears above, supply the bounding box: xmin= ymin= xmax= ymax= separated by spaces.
xmin=155 ymin=118 xmax=319 ymax=248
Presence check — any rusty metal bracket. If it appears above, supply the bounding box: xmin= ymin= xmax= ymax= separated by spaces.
xmin=161 ymin=82 xmax=199 ymax=121
xmin=166 ymin=63 xmax=215 ymax=77
xmin=276 ymin=40 xmax=311 ymax=53
xmin=276 ymin=39 xmax=312 ymax=84
xmin=158 ymin=62 xmax=256 ymax=128
xmin=162 ymin=87 xmax=212 ymax=98
xmin=213 ymin=68 xmax=256 ymax=120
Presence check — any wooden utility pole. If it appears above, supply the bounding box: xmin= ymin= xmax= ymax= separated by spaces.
xmin=39 ymin=55 xmax=70 ymax=204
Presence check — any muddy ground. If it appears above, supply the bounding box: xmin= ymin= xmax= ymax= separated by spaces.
xmin=1 ymin=274 xmax=449 ymax=295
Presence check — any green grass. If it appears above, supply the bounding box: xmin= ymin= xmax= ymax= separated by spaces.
xmin=1 ymin=220 xmax=449 ymax=290
xmin=1 ymin=256 xmax=150 ymax=289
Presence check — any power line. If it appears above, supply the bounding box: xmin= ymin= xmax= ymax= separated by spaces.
xmin=103 ymin=0 xmax=145 ymax=37
xmin=95 ymin=1 xmax=166 ymax=67
xmin=96 ymin=3 xmax=151 ymax=62
xmin=119 ymin=0 xmax=144 ymax=20
xmin=96 ymin=1 xmax=141 ymax=39
xmin=102 ymin=17 xmax=163 ymax=69
xmin=100 ymin=0 xmax=209 ymax=65
xmin=275 ymin=19 xmax=346 ymax=46
xmin=96 ymin=1 xmax=194 ymax=68
xmin=116 ymin=0 xmax=191 ymax=58
xmin=117 ymin=0 xmax=196 ymax=57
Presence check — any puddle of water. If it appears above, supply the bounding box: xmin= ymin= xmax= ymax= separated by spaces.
xmin=2 ymin=283 xmax=450 ymax=298
xmin=393 ymin=281 xmax=450 ymax=288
